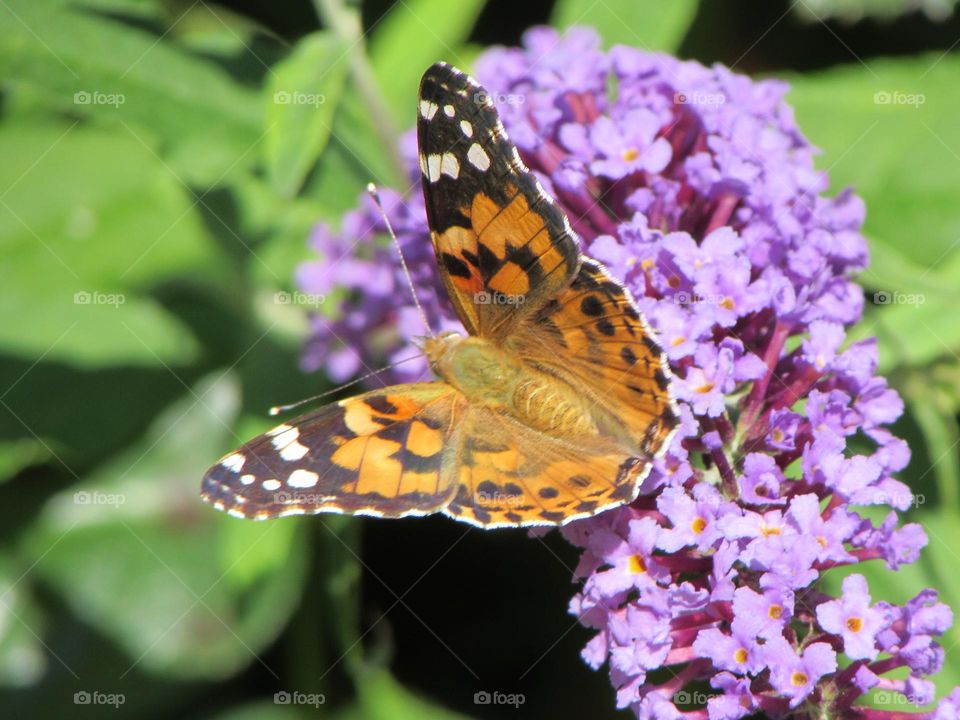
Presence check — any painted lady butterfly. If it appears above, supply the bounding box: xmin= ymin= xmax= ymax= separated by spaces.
xmin=201 ymin=63 xmax=679 ymax=528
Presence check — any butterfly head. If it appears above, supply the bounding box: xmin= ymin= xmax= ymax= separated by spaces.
xmin=419 ymin=330 xmax=463 ymax=369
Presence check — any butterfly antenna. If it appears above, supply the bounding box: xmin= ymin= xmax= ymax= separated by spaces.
xmin=269 ymin=355 xmax=424 ymax=416
xmin=366 ymin=182 xmax=435 ymax=338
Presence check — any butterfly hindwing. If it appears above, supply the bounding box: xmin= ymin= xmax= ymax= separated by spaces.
xmin=202 ymin=383 xmax=463 ymax=520
xmin=418 ymin=62 xmax=581 ymax=340
xmin=442 ymin=405 xmax=649 ymax=528
xmin=510 ymin=258 xmax=679 ymax=458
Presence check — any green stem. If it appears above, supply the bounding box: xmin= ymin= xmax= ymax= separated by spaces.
xmin=313 ymin=0 xmax=406 ymax=183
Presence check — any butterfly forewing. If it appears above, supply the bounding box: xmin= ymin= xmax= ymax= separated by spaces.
xmin=417 ymin=62 xmax=580 ymax=340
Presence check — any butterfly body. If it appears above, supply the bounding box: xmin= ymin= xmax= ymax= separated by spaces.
xmin=426 ymin=332 xmax=600 ymax=438
xmin=201 ymin=62 xmax=679 ymax=528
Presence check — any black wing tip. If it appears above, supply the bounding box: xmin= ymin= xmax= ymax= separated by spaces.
xmin=419 ymin=62 xmax=478 ymax=98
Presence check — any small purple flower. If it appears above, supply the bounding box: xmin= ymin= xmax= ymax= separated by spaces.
xmin=567 ymin=109 xmax=673 ymax=179
xmin=763 ymin=638 xmax=837 ymax=708
xmin=693 ymin=620 xmax=766 ymax=675
xmin=656 ymin=485 xmax=729 ymax=553
xmin=816 ymin=574 xmax=886 ymax=660
xmin=732 ymin=585 xmax=793 ymax=640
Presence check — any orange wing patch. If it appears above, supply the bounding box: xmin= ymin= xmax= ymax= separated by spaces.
xmin=432 ymin=184 xmax=580 ymax=340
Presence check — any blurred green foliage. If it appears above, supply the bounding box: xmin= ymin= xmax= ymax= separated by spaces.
xmin=1 ymin=0 xmax=959 ymax=717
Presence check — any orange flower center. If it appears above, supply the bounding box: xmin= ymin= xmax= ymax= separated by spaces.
xmin=847 ymin=616 xmax=864 ymax=633
xmin=768 ymin=604 xmax=783 ymax=620
xmin=691 ymin=517 xmax=707 ymax=535
xmin=621 ymin=147 xmax=640 ymax=162
xmin=791 ymin=671 xmax=809 ymax=687
xmin=628 ymin=554 xmax=647 ymax=574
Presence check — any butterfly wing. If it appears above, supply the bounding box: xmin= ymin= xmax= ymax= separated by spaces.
xmin=508 ymin=257 xmax=680 ymax=458
xmin=440 ymin=404 xmax=650 ymax=528
xmin=417 ymin=62 xmax=581 ymax=340
xmin=201 ymin=383 xmax=464 ymax=520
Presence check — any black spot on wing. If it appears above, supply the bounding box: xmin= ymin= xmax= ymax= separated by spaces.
xmin=441 ymin=252 xmax=472 ymax=279
xmin=580 ymin=295 xmax=603 ymax=316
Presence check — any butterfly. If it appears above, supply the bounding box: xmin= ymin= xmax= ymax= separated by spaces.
xmin=201 ymin=62 xmax=679 ymax=528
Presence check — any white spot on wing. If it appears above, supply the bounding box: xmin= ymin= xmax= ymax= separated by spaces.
xmin=220 ymin=453 xmax=245 ymax=473
xmin=467 ymin=143 xmax=490 ymax=171
xmin=427 ymin=153 xmax=441 ymax=182
xmin=262 ymin=479 xmax=281 ymax=491
xmin=280 ymin=440 xmax=309 ymax=462
xmin=419 ymin=99 xmax=438 ymax=119
xmin=288 ymin=469 xmax=319 ymax=488
xmin=459 ymin=120 xmax=473 ymax=138
xmin=267 ymin=424 xmax=293 ymax=437
xmin=271 ymin=427 xmax=299 ymax=450
xmin=240 ymin=474 xmax=255 ymax=485
xmin=440 ymin=152 xmax=460 ymax=179
xmin=443 ymin=104 xmax=455 ymax=117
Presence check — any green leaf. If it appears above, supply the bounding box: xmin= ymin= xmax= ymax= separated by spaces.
xmin=369 ymin=0 xmax=487 ymax=120
xmin=0 ymin=121 xmax=217 ymax=367
xmin=794 ymin=0 xmax=956 ymax=23
xmin=788 ymin=54 xmax=960 ymax=269
xmin=344 ymin=669 xmax=474 ymax=720
xmin=902 ymin=370 xmax=960 ymax=508
xmin=265 ymin=32 xmax=349 ymax=198
xmin=23 ymin=373 xmax=309 ymax=679
xmin=551 ymin=0 xmax=700 ymax=51
xmin=0 ymin=0 xmax=263 ymax=185
xmin=0 ymin=552 xmax=47 ymax=687
xmin=0 ymin=438 xmax=51 ymax=485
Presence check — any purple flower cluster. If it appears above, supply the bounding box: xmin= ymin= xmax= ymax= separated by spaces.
xmin=297 ymin=27 xmax=959 ymax=719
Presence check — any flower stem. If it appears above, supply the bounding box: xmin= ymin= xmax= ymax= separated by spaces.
xmin=312 ymin=0 xmax=406 ymax=183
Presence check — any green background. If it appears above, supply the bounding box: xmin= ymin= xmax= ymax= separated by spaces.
xmin=1 ymin=0 xmax=960 ymax=717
